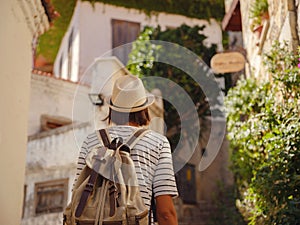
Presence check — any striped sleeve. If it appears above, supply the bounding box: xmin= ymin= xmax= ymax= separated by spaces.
xmin=152 ymin=136 xmax=178 ymax=198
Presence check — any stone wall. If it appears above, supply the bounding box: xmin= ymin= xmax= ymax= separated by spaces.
xmin=239 ymin=0 xmax=300 ymax=79
xmin=224 ymin=0 xmax=234 ymax=12
xmin=175 ymin=117 xmax=233 ymax=224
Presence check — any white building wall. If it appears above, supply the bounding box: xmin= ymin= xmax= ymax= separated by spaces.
xmin=239 ymin=0 xmax=299 ymax=80
xmin=71 ymin=29 xmax=80 ymax=82
xmin=28 ymin=72 xmax=90 ymax=135
xmin=54 ymin=1 xmax=223 ymax=81
xmin=30 ymin=58 xmax=165 ymax=137
xmin=0 ymin=0 xmax=50 ymax=224
xmin=24 ymin=57 xmax=165 ymax=225
xmin=54 ymin=1 xmax=81 ymax=81
xmin=22 ymin=123 xmax=90 ymax=225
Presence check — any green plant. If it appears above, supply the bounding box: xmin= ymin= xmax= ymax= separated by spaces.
xmin=225 ymin=41 xmax=300 ymax=224
xmin=37 ymin=0 xmax=77 ymax=63
xmin=85 ymin=0 xmax=225 ymax=21
xmin=250 ymin=17 xmax=262 ymax=32
xmin=249 ymin=0 xmax=269 ymax=30
xmin=250 ymin=0 xmax=268 ymax=19
xmin=127 ymin=24 xmax=218 ymax=150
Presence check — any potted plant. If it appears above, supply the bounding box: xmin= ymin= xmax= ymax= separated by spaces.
xmin=250 ymin=0 xmax=269 ymax=37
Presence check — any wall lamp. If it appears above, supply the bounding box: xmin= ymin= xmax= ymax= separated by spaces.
xmin=88 ymin=93 xmax=104 ymax=106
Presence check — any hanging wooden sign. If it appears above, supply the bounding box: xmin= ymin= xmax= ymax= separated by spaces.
xmin=210 ymin=52 xmax=245 ymax=74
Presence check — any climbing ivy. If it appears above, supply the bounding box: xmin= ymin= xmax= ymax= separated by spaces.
xmin=225 ymin=41 xmax=300 ymax=224
xmin=84 ymin=0 xmax=225 ymax=21
xmin=36 ymin=0 xmax=77 ymax=63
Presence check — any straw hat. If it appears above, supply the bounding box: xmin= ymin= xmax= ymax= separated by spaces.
xmin=107 ymin=75 xmax=155 ymax=112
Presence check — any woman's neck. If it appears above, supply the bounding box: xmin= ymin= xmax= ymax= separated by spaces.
xmin=127 ymin=122 xmax=139 ymax=127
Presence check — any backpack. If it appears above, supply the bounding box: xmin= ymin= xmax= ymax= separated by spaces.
xmin=63 ymin=128 xmax=150 ymax=225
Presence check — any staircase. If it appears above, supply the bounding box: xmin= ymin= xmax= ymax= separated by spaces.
xmin=177 ymin=200 xmax=216 ymax=225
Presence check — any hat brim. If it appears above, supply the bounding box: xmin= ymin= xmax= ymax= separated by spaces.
xmin=106 ymin=94 xmax=155 ymax=113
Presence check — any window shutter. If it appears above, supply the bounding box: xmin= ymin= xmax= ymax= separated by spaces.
xmin=112 ymin=20 xmax=140 ymax=65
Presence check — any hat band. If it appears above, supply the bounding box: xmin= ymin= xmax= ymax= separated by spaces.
xmin=110 ymin=99 xmax=148 ymax=110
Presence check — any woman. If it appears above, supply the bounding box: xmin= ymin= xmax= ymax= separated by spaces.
xmin=75 ymin=74 xmax=178 ymax=225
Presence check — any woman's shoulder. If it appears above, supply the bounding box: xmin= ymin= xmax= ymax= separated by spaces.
xmin=84 ymin=126 xmax=169 ymax=146
xmin=106 ymin=125 xmax=169 ymax=143
xmin=146 ymin=129 xmax=168 ymax=142
xmin=107 ymin=125 xmax=136 ymax=134
xmin=82 ymin=130 xmax=100 ymax=147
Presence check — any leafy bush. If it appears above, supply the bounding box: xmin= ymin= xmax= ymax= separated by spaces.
xmin=225 ymin=41 xmax=300 ymax=224
xmin=127 ymin=25 xmax=218 ymax=149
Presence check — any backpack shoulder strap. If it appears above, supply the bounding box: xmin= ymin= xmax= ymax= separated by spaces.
xmin=98 ymin=128 xmax=149 ymax=150
xmin=75 ymin=168 xmax=99 ymax=217
xmin=125 ymin=128 xmax=150 ymax=149
xmin=75 ymin=129 xmax=110 ymax=218
xmin=98 ymin=129 xmax=111 ymax=147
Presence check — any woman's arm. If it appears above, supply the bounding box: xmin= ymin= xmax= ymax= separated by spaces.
xmin=155 ymin=195 xmax=178 ymax=225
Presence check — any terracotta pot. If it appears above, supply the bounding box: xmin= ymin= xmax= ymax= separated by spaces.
xmin=253 ymin=25 xmax=263 ymax=39
xmin=261 ymin=11 xmax=269 ymax=21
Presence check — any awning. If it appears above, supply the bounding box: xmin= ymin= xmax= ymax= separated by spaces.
xmin=222 ymin=0 xmax=242 ymax=31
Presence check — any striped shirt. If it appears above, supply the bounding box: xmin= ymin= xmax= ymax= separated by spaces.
xmin=75 ymin=125 xmax=178 ymax=208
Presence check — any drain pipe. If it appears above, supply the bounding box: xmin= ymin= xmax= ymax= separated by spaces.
xmin=287 ymin=0 xmax=299 ymax=53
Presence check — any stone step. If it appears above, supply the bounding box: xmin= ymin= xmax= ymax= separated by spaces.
xmin=176 ymin=200 xmax=219 ymax=225
xmin=179 ymin=222 xmax=207 ymax=225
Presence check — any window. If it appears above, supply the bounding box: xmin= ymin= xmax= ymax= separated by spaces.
xmin=22 ymin=185 xmax=27 ymax=218
xmin=40 ymin=114 xmax=72 ymax=131
xmin=34 ymin=179 xmax=68 ymax=215
xmin=59 ymin=55 xmax=63 ymax=77
xmin=176 ymin=163 xmax=197 ymax=204
xmin=111 ymin=19 xmax=140 ymax=65
xmin=67 ymin=29 xmax=73 ymax=80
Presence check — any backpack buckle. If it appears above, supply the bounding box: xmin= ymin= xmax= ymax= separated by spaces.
xmin=85 ymin=183 xmax=94 ymax=192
